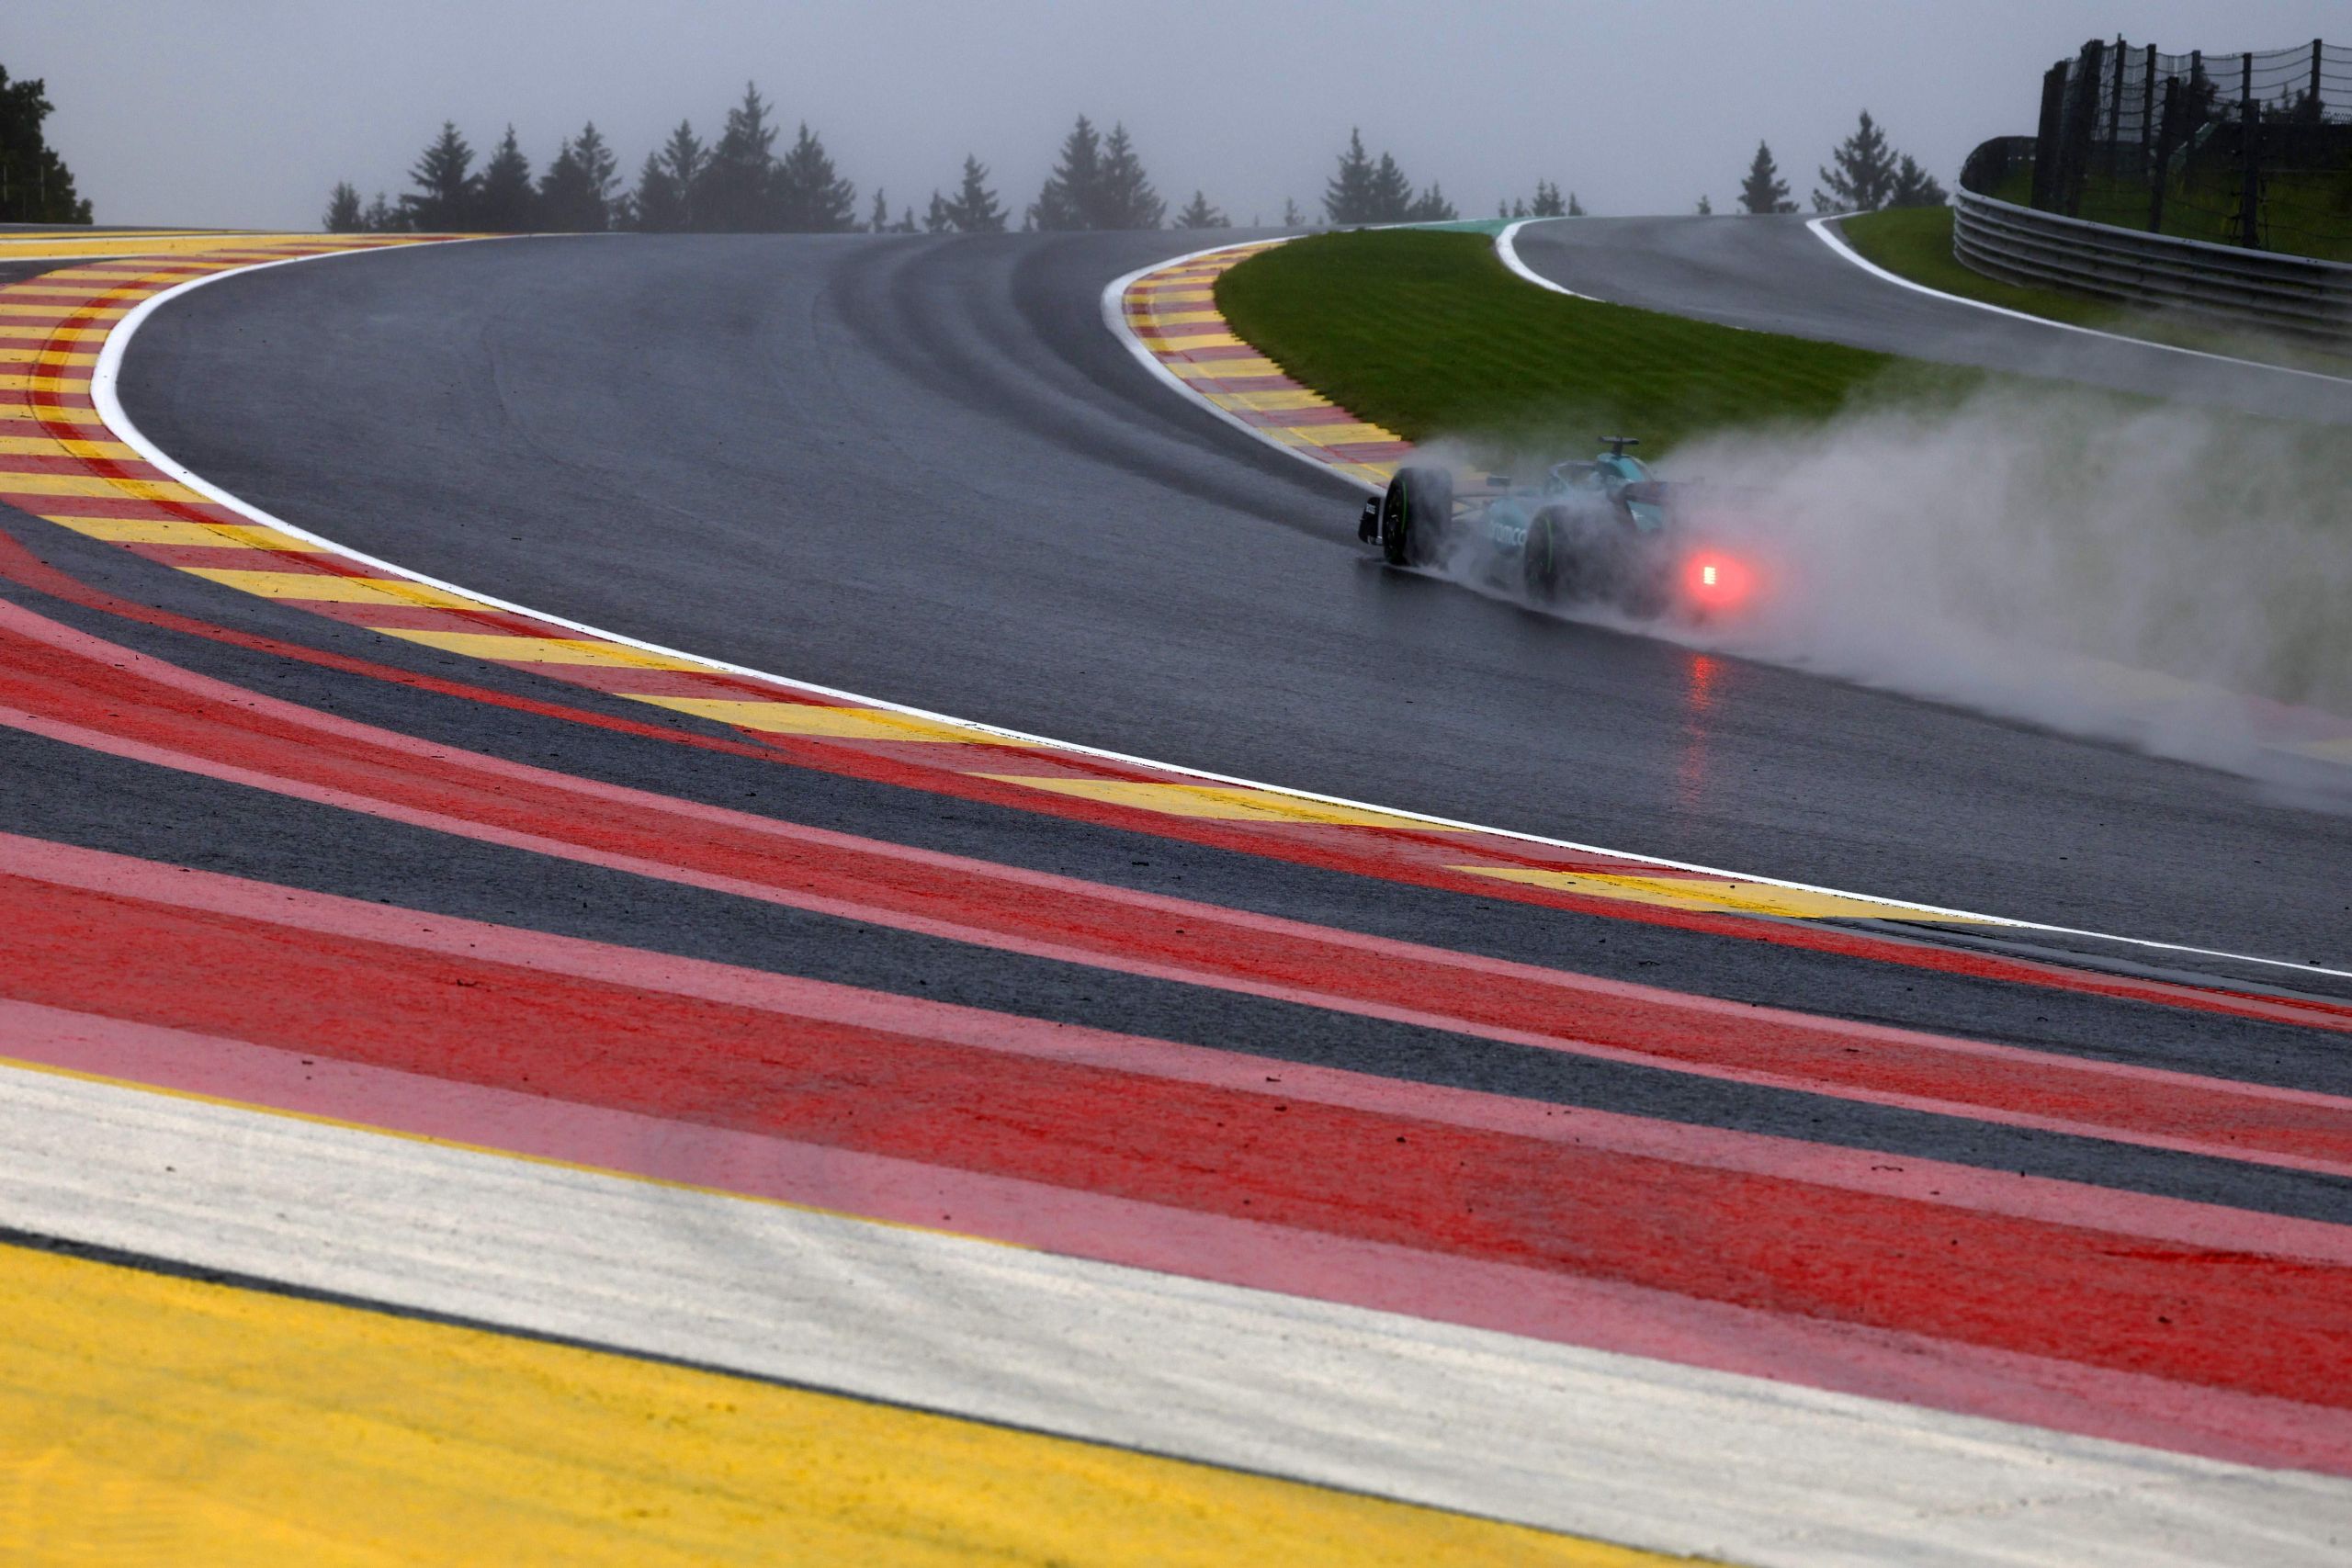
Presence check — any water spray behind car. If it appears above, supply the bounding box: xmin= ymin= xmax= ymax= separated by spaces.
xmin=1359 ymin=389 xmax=2352 ymax=799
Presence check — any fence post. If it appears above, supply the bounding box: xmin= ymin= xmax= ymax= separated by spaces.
xmin=2032 ymin=62 xmax=2069 ymax=209
xmin=2106 ymin=35 xmax=2129 ymax=181
xmin=2314 ymin=39 xmax=2327 ymax=111
xmin=2140 ymin=43 xmax=2158 ymax=170
xmin=2237 ymin=97 xmax=2263 ymax=248
xmin=2148 ymin=75 xmax=2179 ymax=233
xmin=2064 ymin=38 xmax=2107 ymax=216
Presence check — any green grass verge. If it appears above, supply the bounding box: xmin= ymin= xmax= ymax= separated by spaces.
xmin=1213 ymin=228 xmax=1972 ymax=456
xmin=1836 ymin=206 xmax=2113 ymax=327
xmin=1837 ymin=205 xmax=2352 ymax=372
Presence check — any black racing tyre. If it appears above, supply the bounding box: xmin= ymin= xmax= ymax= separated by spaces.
xmin=1523 ymin=507 xmax=1565 ymax=602
xmin=1378 ymin=466 xmax=1453 ymax=568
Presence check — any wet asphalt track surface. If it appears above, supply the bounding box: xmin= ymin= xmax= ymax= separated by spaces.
xmin=0 ymin=224 xmax=2320 ymax=1216
xmin=1511 ymin=213 xmax=2352 ymax=424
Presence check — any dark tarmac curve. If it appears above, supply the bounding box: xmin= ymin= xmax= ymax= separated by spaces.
xmin=1511 ymin=213 xmax=2352 ymax=423
xmin=115 ymin=227 xmax=2352 ymax=986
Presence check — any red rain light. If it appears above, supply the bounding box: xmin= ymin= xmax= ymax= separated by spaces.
xmin=1685 ymin=551 xmax=1752 ymax=608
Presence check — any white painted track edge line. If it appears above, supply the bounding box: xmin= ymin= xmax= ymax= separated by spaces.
xmin=1494 ymin=219 xmax=1600 ymax=300
xmin=1804 ymin=214 xmax=2352 ymax=388
xmin=85 ymin=239 xmax=2352 ymax=980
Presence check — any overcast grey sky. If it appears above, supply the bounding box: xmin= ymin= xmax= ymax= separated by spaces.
xmin=11 ymin=2 xmax=2344 ymax=230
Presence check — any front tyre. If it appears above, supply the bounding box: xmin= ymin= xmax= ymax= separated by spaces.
xmin=1378 ymin=466 xmax=1453 ymax=568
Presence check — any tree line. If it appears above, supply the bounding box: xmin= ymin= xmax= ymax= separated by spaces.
xmin=0 ymin=65 xmax=92 ymax=223
xmin=1730 ymin=111 xmax=1945 ymax=216
xmin=326 ymin=89 xmax=1951 ymax=237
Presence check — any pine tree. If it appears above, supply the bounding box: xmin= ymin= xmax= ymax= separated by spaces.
xmin=1367 ymin=152 xmax=1413 ymax=221
xmin=657 ymin=121 xmax=705 ymax=230
xmin=1510 ymin=196 xmax=1529 ymax=219
xmin=1280 ymin=197 xmax=1304 ymax=227
xmin=1738 ymin=141 xmax=1795 ymax=214
xmin=1324 ymin=130 xmax=1376 ymax=224
xmin=1089 ymin=123 xmax=1162 ymax=229
xmin=925 ymin=190 xmax=954 ymax=232
xmin=1696 ymin=195 xmax=1713 ymax=215
xmin=323 ymin=182 xmax=365 ymax=233
xmin=1030 ymin=116 xmax=1102 ymax=231
xmin=1531 ymin=180 xmax=1566 ymax=218
xmin=0 ymin=68 xmax=93 ymax=223
xmin=895 ymin=205 xmax=918 ymax=234
xmin=476 ymin=126 xmax=536 ymax=231
xmin=1406 ymin=183 xmax=1456 ymax=221
xmin=870 ymin=188 xmax=891 ymax=232
xmin=361 ymin=191 xmax=401 ymax=232
xmin=629 ymin=153 xmax=673 ymax=231
xmin=400 ymin=121 xmax=478 ymax=231
xmin=1887 ymin=154 xmax=1948 ymax=209
xmin=1567 ymin=190 xmax=1585 ymax=216
xmin=943 ymin=155 xmax=1004 ymax=231
xmin=537 ymin=122 xmax=617 ymax=231
xmin=701 ymin=83 xmax=780 ymax=231
xmin=773 ymin=123 xmax=856 ymax=231
xmin=1814 ymin=110 xmax=1897 ymax=213
xmin=1174 ymin=189 xmax=1226 ymax=229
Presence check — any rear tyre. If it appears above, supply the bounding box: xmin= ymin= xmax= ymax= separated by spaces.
xmin=1523 ymin=509 xmax=1565 ymax=602
xmin=1378 ymin=466 xmax=1453 ymax=568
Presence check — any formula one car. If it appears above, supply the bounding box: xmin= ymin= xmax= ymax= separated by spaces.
xmin=1355 ymin=437 xmax=1753 ymax=619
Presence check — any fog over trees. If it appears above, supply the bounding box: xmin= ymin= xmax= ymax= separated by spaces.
xmin=317 ymin=81 xmax=1951 ymax=236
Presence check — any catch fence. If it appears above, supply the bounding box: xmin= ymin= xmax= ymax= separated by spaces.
xmin=1978 ymin=36 xmax=2352 ymax=261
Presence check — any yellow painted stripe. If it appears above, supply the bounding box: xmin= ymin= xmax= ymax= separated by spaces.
xmin=0 ymin=302 xmax=128 ymax=318
xmin=0 ymin=470 xmax=197 ymax=501
xmin=1136 ymin=329 xmax=1245 ymax=349
xmin=980 ymin=775 xmax=1470 ymax=829
xmin=0 ymin=434 xmax=137 ymax=459
xmin=1169 ymin=356 xmax=1286 ymax=380
xmin=0 ymin=406 xmax=108 ymax=425
xmin=0 ymin=346 xmax=98 ymax=367
xmin=0 ymin=325 xmax=110 ymax=344
xmin=0 ymin=1245 xmax=1668 ymax=1568
xmin=1132 ymin=288 xmax=1216 ymax=304
xmin=370 ymin=627 xmax=710 ymax=670
xmin=1208 ymin=388 xmax=1335 ymax=412
xmin=41 ymin=515 xmax=325 ymax=550
xmin=0 ymin=375 xmax=89 ymax=394
xmin=1136 ymin=309 xmax=1227 ymax=327
xmin=1454 ymin=866 xmax=1990 ymax=922
xmin=182 ymin=569 xmax=484 ymax=608
xmin=628 ymin=694 xmax=1023 ymax=744
xmin=0 ymin=234 xmax=300 ymax=259
xmin=1264 ymin=421 xmax=1403 ymax=447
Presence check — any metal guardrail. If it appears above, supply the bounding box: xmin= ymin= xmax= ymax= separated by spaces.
xmin=1952 ymin=187 xmax=2352 ymax=344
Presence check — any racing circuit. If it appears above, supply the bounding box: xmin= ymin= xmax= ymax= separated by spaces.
xmin=4 ymin=215 xmax=2352 ymax=1562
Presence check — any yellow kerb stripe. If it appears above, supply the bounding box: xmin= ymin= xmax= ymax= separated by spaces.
xmin=1134 ymin=309 xmax=1225 ymax=327
xmin=182 ymin=569 xmax=484 ymax=608
xmin=0 ymin=303 xmax=128 ymax=319
xmin=0 ymin=471 xmax=198 ymax=502
xmin=628 ymin=694 xmax=1024 ymax=745
xmin=44 ymin=516 xmax=324 ymax=550
xmin=0 ymin=375 xmax=89 ymax=395
xmin=0 ymin=347 xmax=97 ymax=367
xmin=1209 ymin=389 xmax=1333 ymax=412
xmin=979 ymin=775 xmax=1469 ymax=829
xmin=1262 ymin=422 xmax=1402 ymax=447
xmin=1453 ymin=866 xmax=1990 ymax=922
xmin=369 ymin=627 xmax=710 ymax=670
xmin=0 ymin=435 xmax=138 ymax=460
xmin=1169 ymin=357 xmax=1284 ymax=380
xmin=0 ymin=1243 xmax=1676 ymax=1568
